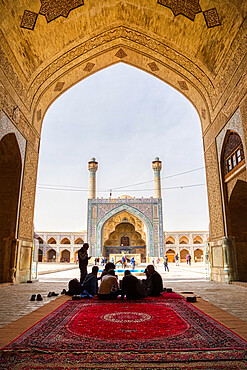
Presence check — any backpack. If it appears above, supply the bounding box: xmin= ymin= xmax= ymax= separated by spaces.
xmin=68 ymin=278 xmax=81 ymax=295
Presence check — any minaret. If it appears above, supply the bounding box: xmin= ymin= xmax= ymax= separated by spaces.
xmin=88 ymin=158 xmax=98 ymax=199
xmin=152 ymin=157 xmax=162 ymax=198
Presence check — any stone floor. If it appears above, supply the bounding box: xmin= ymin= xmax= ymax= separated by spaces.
xmin=0 ymin=262 xmax=246 ymax=330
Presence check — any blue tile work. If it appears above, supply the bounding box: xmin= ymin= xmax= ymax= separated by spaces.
xmin=87 ymin=198 xmax=164 ymax=257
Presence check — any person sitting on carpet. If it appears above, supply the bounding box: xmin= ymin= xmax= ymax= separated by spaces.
xmin=121 ymin=270 xmax=147 ymax=300
xmin=145 ymin=264 xmax=163 ymax=297
xmin=98 ymin=269 xmax=121 ymax=300
xmin=80 ymin=266 xmax=99 ymax=296
xmin=100 ymin=262 xmax=115 ymax=279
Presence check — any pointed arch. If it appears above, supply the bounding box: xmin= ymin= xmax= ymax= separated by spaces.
xmin=60 ymin=237 xmax=71 ymax=244
xmin=74 ymin=238 xmax=84 ymax=244
xmin=0 ymin=133 xmax=22 ymax=282
xmin=97 ymin=204 xmax=153 ymax=256
xmin=179 ymin=236 xmax=189 ymax=244
xmin=47 ymin=237 xmax=57 ymax=244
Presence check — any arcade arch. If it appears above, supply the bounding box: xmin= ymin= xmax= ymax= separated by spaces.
xmin=47 ymin=237 xmax=57 ymax=244
xmin=74 ymin=238 xmax=84 ymax=244
xmin=194 ymin=248 xmax=204 ymax=262
xmin=180 ymin=249 xmax=190 ymax=263
xmin=60 ymin=238 xmax=71 ymax=244
xmin=179 ymin=236 xmax=189 ymax=245
xmin=193 ymin=236 xmax=203 ymax=244
xmin=47 ymin=249 xmax=56 ymax=262
xmin=0 ymin=1 xmax=246 ymax=283
xmin=166 ymin=237 xmax=175 ymax=244
xmin=60 ymin=249 xmax=70 ymax=262
xmin=166 ymin=249 xmax=176 ymax=263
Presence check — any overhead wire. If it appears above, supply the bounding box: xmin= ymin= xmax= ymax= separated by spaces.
xmin=37 ymin=166 xmax=205 ymax=193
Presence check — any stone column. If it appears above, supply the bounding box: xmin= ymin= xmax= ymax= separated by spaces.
xmin=152 ymin=157 xmax=162 ymax=198
xmin=88 ymin=158 xmax=98 ymax=199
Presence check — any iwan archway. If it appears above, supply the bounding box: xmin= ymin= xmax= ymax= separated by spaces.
xmin=102 ymin=211 xmax=147 ymax=261
xmin=0 ymin=1 xmax=246 ymax=283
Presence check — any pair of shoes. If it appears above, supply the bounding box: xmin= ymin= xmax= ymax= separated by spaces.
xmin=48 ymin=291 xmax=59 ymax=297
xmin=30 ymin=294 xmax=43 ymax=301
xmin=72 ymin=295 xmax=82 ymax=300
xmin=61 ymin=289 xmax=66 ymax=294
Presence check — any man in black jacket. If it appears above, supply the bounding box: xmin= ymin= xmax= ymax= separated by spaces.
xmin=81 ymin=266 xmax=99 ymax=296
xmin=78 ymin=243 xmax=91 ymax=284
xmin=121 ymin=270 xmax=147 ymax=299
xmin=146 ymin=264 xmax=163 ymax=297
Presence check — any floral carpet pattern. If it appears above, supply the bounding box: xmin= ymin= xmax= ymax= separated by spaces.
xmin=1 ymin=293 xmax=246 ymax=368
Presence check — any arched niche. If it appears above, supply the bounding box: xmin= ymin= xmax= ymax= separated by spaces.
xmin=166 ymin=236 xmax=175 ymax=244
xmin=0 ymin=133 xmax=22 ymax=283
xmin=194 ymin=248 xmax=204 ymax=262
xmin=47 ymin=237 xmax=57 ymax=244
xmin=165 ymin=248 xmax=176 ymax=263
xmin=47 ymin=249 xmax=56 ymax=262
xmin=60 ymin=237 xmax=71 ymax=244
xmin=179 ymin=236 xmax=189 ymax=244
xmin=74 ymin=238 xmax=84 ymax=244
xmin=228 ymin=180 xmax=247 ymax=281
xmin=180 ymin=249 xmax=189 ymax=262
xmin=60 ymin=249 xmax=70 ymax=262
xmin=193 ymin=236 xmax=203 ymax=244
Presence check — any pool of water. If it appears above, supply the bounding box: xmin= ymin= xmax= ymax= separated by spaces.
xmin=98 ymin=269 xmax=145 ymax=273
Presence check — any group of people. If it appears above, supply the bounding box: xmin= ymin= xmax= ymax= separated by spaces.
xmin=76 ymin=243 xmax=163 ymax=300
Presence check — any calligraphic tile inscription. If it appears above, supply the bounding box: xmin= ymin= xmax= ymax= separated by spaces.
xmin=20 ymin=10 xmax=38 ymax=30
xmin=203 ymin=8 xmax=221 ymax=28
xmin=157 ymin=0 xmax=201 ymax=21
xmin=39 ymin=0 xmax=84 ymax=23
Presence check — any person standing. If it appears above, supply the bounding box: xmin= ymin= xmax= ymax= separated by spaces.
xmin=188 ymin=254 xmax=191 ymax=266
xmin=131 ymin=256 xmax=135 ymax=270
xmin=164 ymin=255 xmax=169 ymax=272
xmin=175 ymin=253 xmax=179 ymax=266
xmin=78 ymin=243 xmax=91 ymax=284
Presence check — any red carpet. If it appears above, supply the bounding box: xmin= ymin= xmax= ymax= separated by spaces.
xmin=1 ymin=293 xmax=246 ymax=368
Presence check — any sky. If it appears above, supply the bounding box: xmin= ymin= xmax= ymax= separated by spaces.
xmin=34 ymin=63 xmax=209 ymax=232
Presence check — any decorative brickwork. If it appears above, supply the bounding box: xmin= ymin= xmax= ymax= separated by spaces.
xmin=20 ymin=10 xmax=38 ymax=30
xmin=201 ymin=108 xmax=206 ymax=120
xmin=36 ymin=109 xmax=42 ymax=121
xmin=18 ymin=144 xmax=39 ymax=240
xmin=205 ymin=142 xmax=224 ymax=240
xmin=83 ymin=63 xmax=95 ymax=72
xmin=203 ymin=8 xmax=221 ymax=28
xmin=54 ymin=82 xmax=65 ymax=92
xmin=0 ymin=112 xmax=26 ymax=164
xmin=148 ymin=62 xmax=159 ymax=72
xmin=178 ymin=80 xmax=189 ymax=90
xmin=115 ymin=49 xmax=127 ymax=59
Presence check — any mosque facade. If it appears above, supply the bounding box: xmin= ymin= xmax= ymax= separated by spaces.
xmin=35 ymin=157 xmax=209 ymax=264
